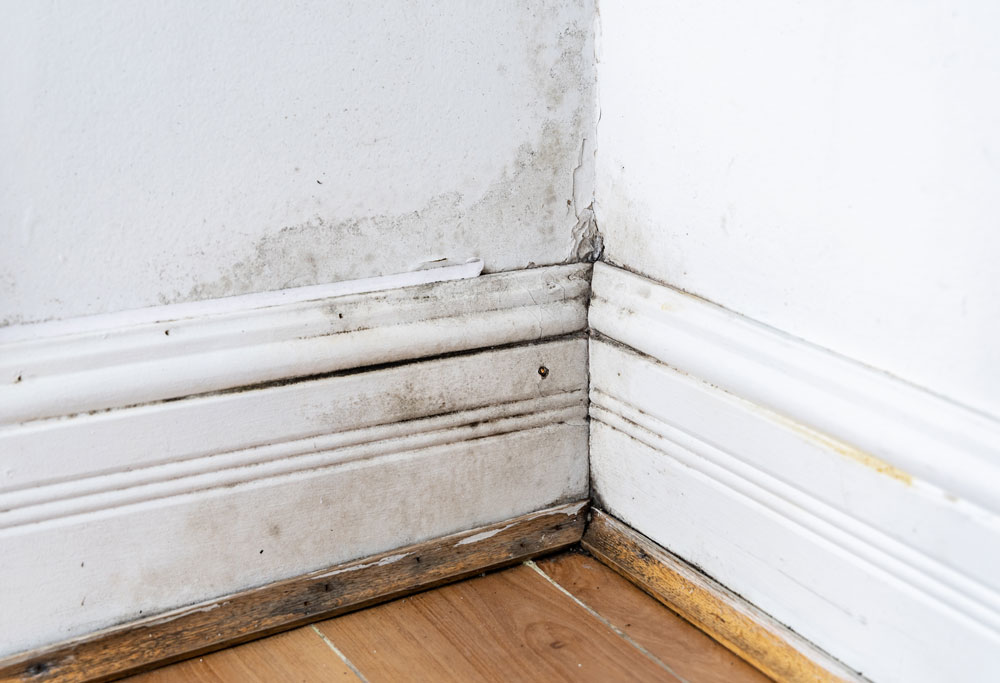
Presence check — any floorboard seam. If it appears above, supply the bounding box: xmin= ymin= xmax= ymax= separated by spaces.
xmin=310 ymin=625 xmax=371 ymax=683
xmin=524 ymin=559 xmax=688 ymax=682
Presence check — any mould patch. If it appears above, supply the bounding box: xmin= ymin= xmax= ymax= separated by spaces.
xmin=570 ymin=206 xmax=604 ymax=263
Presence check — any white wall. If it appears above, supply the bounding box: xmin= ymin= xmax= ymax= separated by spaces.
xmin=595 ymin=0 xmax=1000 ymax=419
xmin=1 ymin=0 xmax=596 ymax=325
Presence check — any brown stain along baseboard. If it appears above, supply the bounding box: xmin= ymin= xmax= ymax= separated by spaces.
xmin=582 ymin=509 xmax=865 ymax=683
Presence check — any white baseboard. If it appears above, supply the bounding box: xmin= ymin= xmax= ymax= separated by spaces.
xmin=0 ymin=262 xmax=589 ymax=424
xmin=588 ymin=263 xmax=1000 ymax=682
xmin=590 ymin=262 xmax=1000 ymax=514
xmin=0 ymin=267 xmax=589 ymax=657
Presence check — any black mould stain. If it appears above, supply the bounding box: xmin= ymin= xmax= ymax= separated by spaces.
xmin=26 ymin=662 xmax=50 ymax=676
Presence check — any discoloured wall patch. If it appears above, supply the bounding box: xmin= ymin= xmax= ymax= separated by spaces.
xmin=163 ymin=115 xmax=593 ymax=304
xmin=2 ymin=1 xmax=597 ymax=324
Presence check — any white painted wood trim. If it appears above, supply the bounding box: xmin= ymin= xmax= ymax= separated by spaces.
xmin=0 ymin=339 xmax=586 ymax=494
xmin=589 ymin=340 xmax=1000 ymax=682
xmin=0 ymin=337 xmax=589 ymax=656
xmin=2 ymin=423 xmax=588 ymax=657
xmin=589 ymin=262 xmax=1000 ymax=514
xmin=0 ymin=262 xmax=589 ymax=424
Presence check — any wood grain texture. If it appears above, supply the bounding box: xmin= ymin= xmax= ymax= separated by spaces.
xmin=316 ymin=562 xmax=673 ymax=682
xmin=0 ymin=501 xmax=586 ymax=683
xmin=125 ymin=628 xmax=358 ymax=683
xmin=583 ymin=510 xmax=860 ymax=683
xmin=535 ymin=552 xmax=769 ymax=683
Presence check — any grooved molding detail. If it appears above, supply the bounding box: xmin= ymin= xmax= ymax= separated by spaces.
xmin=589 ymin=261 xmax=1000 ymax=513
xmin=0 ymin=265 xmax=591 ymax=658
xmin=0 ymin=262 xmax=590 ymax=425
xmin=588 ymin=263 xmax=1000 ymax=683
xmin=5 ymin=259 xmax=998 ymax=682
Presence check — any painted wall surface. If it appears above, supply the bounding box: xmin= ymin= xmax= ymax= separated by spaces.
xmin=1 ymin=0 xmax=596 ymax=325
xmin=595 ymin=0 xmax=1000 ymax=419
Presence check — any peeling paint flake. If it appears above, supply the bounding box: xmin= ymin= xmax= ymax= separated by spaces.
xmin=455 ymin=524 xmax=513 ymax=546
xmin=315 ymin=553 xmax=410 ymax=579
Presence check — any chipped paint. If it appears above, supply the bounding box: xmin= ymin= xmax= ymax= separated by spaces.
xmin=140 ymin=602 xmax=221 ymax=628
xmin=454 ymin=501 xmax=588 ymax=547
xmin=314 ymin=553 xmax=411 ymax=580
xmin=455 ymin=525 xmax=513 ymax=546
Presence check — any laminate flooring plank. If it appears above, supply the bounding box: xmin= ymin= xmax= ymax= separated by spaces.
xmin=535 ymin=552 xmax=771 ymax=683
xmin=125 ymin=627 xmax=359 ymax=683
xmin=316 ymin=562 xmax=676 ymax=682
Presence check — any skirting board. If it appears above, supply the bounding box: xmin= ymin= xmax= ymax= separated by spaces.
xmin=0 ymin=264 xmax=589 ymax=656
xmin=0 ymin=262 xmax=590 ymax=424
xmin=589 ymin=262 xmax=1000 ymax=515
xmin=582 ymin=510 xmax=860 ymax=683
xmin=0 ymin=339 xmax=588 ymax=656
xmin=0 ymin=501 xmax=588 ymax=683
xmin=588 ymin=338 xmax=1000 ymax=682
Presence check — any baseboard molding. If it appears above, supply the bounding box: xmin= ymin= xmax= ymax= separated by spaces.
xmin=0 ymin=262 xmax=590 ymax=424
xmin=0 ymin=501 xmax=588 ymax=682
xmin=0 ymin=277 xmax=589 ymax=657
xmin=588 ymin=338 xmax=1000 ymax=681
xmin=589 ymin=262 xmax=1000 ymax=514
xmin=0 ymin=338 xmax=587 ymax=500
xmin=9 ymin=258 xmax=996 ymax=680
xmin=583 ymin=510 xmax=861 ymax=683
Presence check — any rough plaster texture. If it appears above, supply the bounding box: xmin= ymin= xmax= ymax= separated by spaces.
xmin=1 ymin=0 xmax=596 ymax=324
xmin=595 ymin=0 xmax=1000 ymax=419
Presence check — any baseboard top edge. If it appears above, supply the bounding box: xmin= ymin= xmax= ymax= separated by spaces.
xmin=589 ymin=262 xmax=1000 ymax=511
xmin=0 ymin=264 xmax=591 ymax=424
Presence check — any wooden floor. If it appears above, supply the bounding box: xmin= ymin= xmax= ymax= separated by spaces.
xmin=128 ymin=551 xmax=768 ymax=682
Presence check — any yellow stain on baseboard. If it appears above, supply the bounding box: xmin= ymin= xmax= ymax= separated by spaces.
xmin=583 ymin=511 xmax=862 ymax=683
xmin=762 ymin=406 xmax=913 ymax=485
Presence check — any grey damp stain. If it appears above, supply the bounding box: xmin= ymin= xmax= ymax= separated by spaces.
xmin=164 ymin=117 xmax=586 ymax=304
xmin=145 ymin=3 xmax=596 ymax=307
